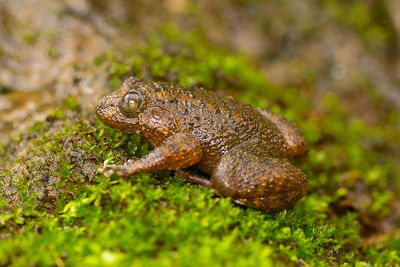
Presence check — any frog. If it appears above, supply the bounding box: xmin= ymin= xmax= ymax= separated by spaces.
xmin=96 ymin=77 xmax=309 ymax=212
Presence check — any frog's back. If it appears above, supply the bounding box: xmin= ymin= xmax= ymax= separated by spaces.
xmin=152 ymin=83 xmax=291 ymax=173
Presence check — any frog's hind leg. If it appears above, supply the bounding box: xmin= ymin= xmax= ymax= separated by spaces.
xmin=210 ymin=139 xmax=309 ymax=212
xmin=257 ymin=108 xmax=307 ymax=157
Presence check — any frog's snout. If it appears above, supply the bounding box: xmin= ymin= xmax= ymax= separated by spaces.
xmin=96 ymin=97 xmax=103 ymax=115
xmin=96 ymin=94 xmax=120 ymax=123
xmin=96 ymin=95 xmax=109 ymax=120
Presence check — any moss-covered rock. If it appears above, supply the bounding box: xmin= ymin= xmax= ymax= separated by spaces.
xmin=1 ymin=27 xmax=399 ymax=266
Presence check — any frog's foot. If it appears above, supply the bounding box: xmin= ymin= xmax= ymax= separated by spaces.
xmin=100 ymin=133 xmax=203 ymax=177
xmin=233 ymin=196 xmax=300 ymax=213
xmin=99 ymin=164 xmax=133 ymax=177
xmin=175 ymin=170 xmax=212 ymax=188
xmin=210 ymin=139 xmax=309 ymax=212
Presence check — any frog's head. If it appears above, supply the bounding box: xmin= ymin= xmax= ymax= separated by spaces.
xmin=96 ymin=77 xmax=145 ymax=133
xmin=96 ymin=77 xmax=178 ymax=137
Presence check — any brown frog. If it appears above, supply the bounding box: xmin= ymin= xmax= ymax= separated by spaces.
xmin=96 ymin=77 xmax=309 ymax=212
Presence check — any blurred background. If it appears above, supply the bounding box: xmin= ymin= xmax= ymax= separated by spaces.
xmin=1 ymin=0 xmax=400 ymax=139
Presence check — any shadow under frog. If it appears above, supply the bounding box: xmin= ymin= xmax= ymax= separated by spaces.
xmin=96 ymin=77 xmax=309 ymax=212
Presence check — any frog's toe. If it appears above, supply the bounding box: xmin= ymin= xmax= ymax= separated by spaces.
xmin=127 ymin=159 xmax=135 ymax=164
xmin=98 ymin=165 xmax=111 ymax=175
xmin=101 ymin=164 xmax=131 ymax=177
xmin=232 ymin=191 xmax=307 ymax=213
xmin=103 ymin=169 xmax=115 ymax=177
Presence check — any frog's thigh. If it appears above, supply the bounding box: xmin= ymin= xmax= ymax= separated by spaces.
xmin=257 ymin=108 xmax=307 ymax=157
xmin=103 ymin=133 xmax=203 ymax=176
xmin=210 ymin=143 xmax=309 ymax=212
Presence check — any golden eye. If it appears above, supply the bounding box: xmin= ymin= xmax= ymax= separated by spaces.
xmin=119 ymin=91 xmax=143 ymax=117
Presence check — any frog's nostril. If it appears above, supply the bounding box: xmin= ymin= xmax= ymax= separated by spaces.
xmin=96 ymin=98 xmax=109 ymax=118
xmin=95 ymin=101 xmax=103 ymax=115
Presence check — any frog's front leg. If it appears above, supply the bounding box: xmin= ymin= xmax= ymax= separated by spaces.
xmin=101 ymin=133 xmax=203 ymax=177
xmin=210 ymin=139 xmax=309 ymax=212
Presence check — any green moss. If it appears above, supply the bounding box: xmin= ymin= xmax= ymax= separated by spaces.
xmin=23 ymin=32 xmax=38 ymax=45
xmin=64 ymin=96 xmax=80 ymax=110
xmin=323 ymin=0 xmax=398 ymax=53
xmin=0 ymin=26 xmax=399 ymax=266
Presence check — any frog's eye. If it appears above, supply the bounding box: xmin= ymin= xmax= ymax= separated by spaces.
xmin=119 ymin=90 xmax=144 ymax=117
